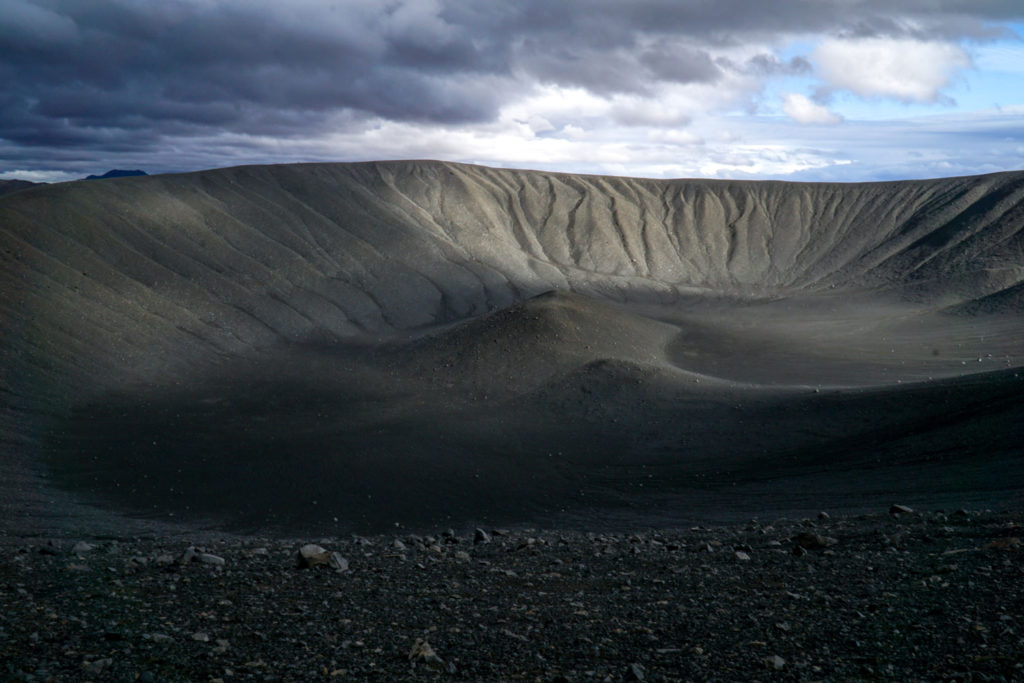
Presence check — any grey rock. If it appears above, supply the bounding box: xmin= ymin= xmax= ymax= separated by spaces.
xmin=198 ymin=553 xmax=225 ymax=566
xmin=82 ymin=658 xmax=112 ymax=675
xmin=517 ymin=537 xmax=538 ymax=551
xmin=625 ymin=662 xmax=646 ymax=681
xmin=72 ymin=541 xmax=95 ymax=555
xmin=38 ymin=541 xmax=61 ymax=556
xmin=500 ymin=628 xmax=529 ymax=642
xmin=474 ymin=528 xmax=491 ymax=545
xmin=296 ymin=543 xmax=330 ymax=568
xmin=765 ymin=654 xmax=786 ymax=670
xmin=409 ymin=637 xmax=450 ymax=671
xmin=793 ymin=532 xmax=838 ymax=550
xmin=328 ymin=552 xmax=349 ymax=572
xmin=127 ymin=555 xmax=149 ymax=568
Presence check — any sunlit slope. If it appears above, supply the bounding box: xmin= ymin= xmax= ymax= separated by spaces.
xmin=1 ymin=161 xmax=1022 ymax=400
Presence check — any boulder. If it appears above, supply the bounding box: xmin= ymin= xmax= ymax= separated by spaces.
xmin=296 ymin=544 xmax=331 ymax=568
xmin=793 ymin=532 xmax=838 ymax=550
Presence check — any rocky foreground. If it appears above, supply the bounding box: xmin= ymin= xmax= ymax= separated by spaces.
xmin=1 ymin=507 xmax=1022 ymax=682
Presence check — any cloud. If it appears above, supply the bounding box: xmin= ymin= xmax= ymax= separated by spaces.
xmin=0 ymin=0 xmax=76 ymax=45
xmin=0 ymin=168 xmax=78 ymax=183
xmin=718 ymin=105 xmax=1024 ymax=181
xmin=813 ymin=37 xmax=972 ymax=102
xmin=0 ymin=1 xmax=1023 ymax=181
xmin=782 ymin=93 xmax=843 ymax=124
xmin=744 ymin=54 xmax=813 ymax=76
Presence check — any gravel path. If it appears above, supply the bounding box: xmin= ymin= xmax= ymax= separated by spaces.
xmin=2 ymin=507 xmax=1022 ymax=681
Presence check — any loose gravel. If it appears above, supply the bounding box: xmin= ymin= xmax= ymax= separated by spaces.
xmin=2 ymin=507 xmax=1022 ymax=681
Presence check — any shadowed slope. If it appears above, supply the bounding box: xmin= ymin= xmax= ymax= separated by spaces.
xmin=1 ymin=161 xmax=1022 ymax=534
xmin=41 ymin=297 xmax=1024 ymax=533
xmin=0 ymin=180 xmax=39 ymax=197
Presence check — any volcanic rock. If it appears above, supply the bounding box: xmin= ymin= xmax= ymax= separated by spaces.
xmin=296 ymin=544 xmax=331 ymax=568
xmin=794 ymin=532 xmax=838 ymax=550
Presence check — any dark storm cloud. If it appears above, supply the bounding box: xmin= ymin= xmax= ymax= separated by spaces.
xmin=1 ymin=0 xmax=506 ymax=153
xmin=1 ymin=0 xmax=1023 ymax=174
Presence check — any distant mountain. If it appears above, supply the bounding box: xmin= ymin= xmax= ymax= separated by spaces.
xmin=84 ymin=169 xmax=148 ymax=180
xmin=0 ymin=179 xmax=40 ymax=197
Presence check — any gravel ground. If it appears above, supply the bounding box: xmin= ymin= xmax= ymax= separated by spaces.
xmin=1 ymin=507 xmax=1022 ymax=682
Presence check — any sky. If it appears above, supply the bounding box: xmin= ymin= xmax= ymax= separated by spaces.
xmin=2 ymin=0 xmax=1024 ymax=184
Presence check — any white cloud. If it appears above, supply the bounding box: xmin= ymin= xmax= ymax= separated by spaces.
xmin=524 ymin=115 xmax=555 ymax=134
xmin=646 ymin=128 xmax=703 ymax=146
xmin=694 ymin=144 xmax=851 ymax=178
xmin=561 ymin=124 xmax=585 ymax=139
xmin=501 ymin=86 xmax=611 ymax=127
xmin=0 ymin=169 xmax=79 ymax=183
xmin=610 ymin=99 xmax=692 ymax=127
xmin=782 ymin=93 xmax=842 ymax=124
xmin=302 ymin=104 xmax=860 ymax=180
xmin=813 ymin=38 xmax=971 ymax=102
